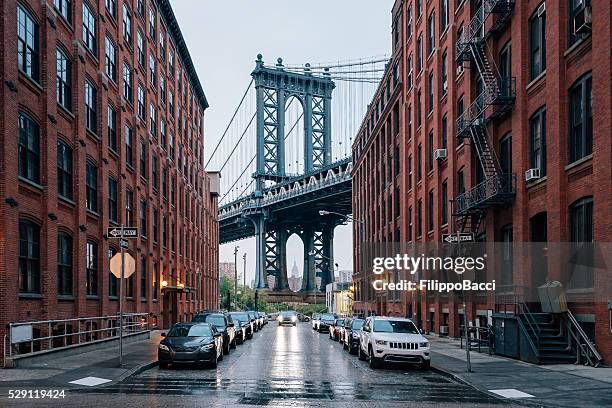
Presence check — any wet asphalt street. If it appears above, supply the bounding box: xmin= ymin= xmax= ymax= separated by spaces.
xmin=4 ymin=322 xmax=515 ymax=407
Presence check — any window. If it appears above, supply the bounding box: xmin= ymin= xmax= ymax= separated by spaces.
xmin=417 ymin=0 xmax=422 ymax=17
xmin=123 ymin=62 xmax=133 ymax=103
xmin=17 ymin=5 xmax=40 ymax=81
xmin=148 ymin=6 xmax=156 ymax=39
xmin=428 ymin=72 xmax=434 ymax=113
xmin=441 ymin=50 xmax=448 ymax=94
xmin=153 ymin=208 xmax=159 ymax=242
xmin=137 ymin=0 xmax=144 ymax=17
xmin=137 ymin=29 xmax=144 ymax=68
xmin=428 ymin=130 xmax=434 ymax=172
xmin=441 ymin=179 xmax=448 ymax=225
xmin=126 ymin=189 xmax=134 ymax=226
xmin=56 ymin=48 xmax=71 ymax=110
xmin=457 ymin=95 xmax=464 ymax=144
xmin=441 ymin=114 xmax=448 ymax=149
xmin=125 ymin=124 xmax=134 ymax=167
xmin=160 ymin=75 xmax=166 ymax=105
xmin=169 ymin=48 xmax=175 ymax=76
xmin=441 ymin=0 xmax=449 ymax=31
xmin=500 ymin=133 xmax=512 ymax=175
xmin=57 ymin=141 xmax=73 ymax=199
xmin=162 ymin=214 xmax=168 ymax=247
xmin=149 ymin=54 xmax=156 ymax=87
xmin=159 ymin=31 xmax=165 ymax=59
xmin=428 ymin=190 xmax=434 ymax=231
xmin=457 ymin=167 xmax=465 ymax=195
xmin=406 ymin=55 xmax=413 ymax=90
xmin=54 ymin=0 xmax=72 ymax=23
xmin=456 ymin=24 xmax=464 ymax=76
xmin=107 ymin=104 xmax=117 ymax=152
xmin=169 ymin=90 xmax=175 ymax=115
xmin=501 ymin=225 xmax=513 ymax=285
xmin=86 ymin=241 xmax=97 ymax=296
xmin=122 ymin=3 xmax=132 ymax=44
xmin=149 ymin=103 xmax=156 ymax=136
xmin=407 ymin=5 xmax=412 ymax=38
xmin=105 ymin=0 xmax=116 ymax=19
xmin=529 ymin=6 xmax=546 ymax=80
xmin=407 ymin=106 xmax=412 ymax=141
xmin=408 ymin=155 xmax=413 ymax=190
xmin=417 ymin=199 xmax=423 ymax=237
xmin=19 ymin=219 xmax=40 ymax=294
xmin=86 ymin=160 xmax=97 ymax=212
xmin=18 ymin=113 xmax=40 ymax=183
xmin=417 ymin=89 xmax=422 ymax=127
xmin=153 ymin=262 xmax=159 ymax=300
xmin=417 ymin=143 xmax=422 ymax=181
xmin=417 ymin=33 xmax=423 ymax=72
xmin=139 ymin=138 xmax=147 ymax=179
xmin=137 ymin=83 xmax=145 ymax=120
xmin=82 ymin=3 xmax=97 ymax=55
xmin=85 ymin=79 xmax=97 ymax=133
xmin=569 ymin=0 xmax=591 ymax=45
xmin=530 ymin=107 xmax=546 ymax=176
xmin=108 ymin=247 xmax=118 ymax=297
xmin=140 ymin=198 xmax=147 ymax=237
xmin=162 ymin=167 xmax=168 ymax=198
xmin=160 ymin=119 xmax=167 ymax=149
xmin=569 ymin=73 xmax=592 ymax=162
xmin=152 ymin=154 xmax=159 ymax=190
xmin=108 ymin=177 xmax=118 ymax=222
xmin=569 ymin=196 xmax=593 ymax=288
xmin=427 ymin=12 xmax=435 ymax=56
xmin=140 ymin=257 xmax=147 ymax=299
xmin=408 ymin=207 xmax=413 ymax=241
xmin=57 ymin=233 xmax=73 ymax=295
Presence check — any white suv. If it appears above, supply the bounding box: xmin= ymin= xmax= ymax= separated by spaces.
xmin=359 ymin=316 xmax=430 ymax=370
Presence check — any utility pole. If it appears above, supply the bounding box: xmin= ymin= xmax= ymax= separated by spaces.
xmin=119 ymin=224 xmax=125 ymax=366
xmin=458 ymin=231 xmax=472 ymax=373
xmin=233 ymin=246 xmax=239 ymax=311
xmin=243 ymin=253 xmax=247 ymax=289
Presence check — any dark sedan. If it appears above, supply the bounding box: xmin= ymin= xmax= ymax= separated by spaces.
xmin=158 ymin=323 xmax=223 ymax=369
xmin=277 ymin=310 xmax=297 ymax=326
xmin=318 ymin=313 xmax=337 ymax=333
xmin=342 ymin=317 xmax=364 ymax=354
xmin=192 ymin=312 xmax=236 ymax=355
xmin=247 ymin=311 xmax=260 ymax=332
xmin=230 ymin=312 xmax=254 ymax=340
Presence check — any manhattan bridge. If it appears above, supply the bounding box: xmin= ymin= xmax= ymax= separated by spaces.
xmin=205 ymin=54 xmax=386 ymax=300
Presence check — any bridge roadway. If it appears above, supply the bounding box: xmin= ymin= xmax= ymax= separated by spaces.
xmin=219 ymin=157 xmax=352 ymax=244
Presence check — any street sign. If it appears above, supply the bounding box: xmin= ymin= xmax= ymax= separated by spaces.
xmin=442 ymin=233 xmax=475 ymax=244
xmin=110 ymin=252 xmax=135 ymax=279
xmin=120 ymin=239 xmax=129 ymax=249
xmin=107 ymin=227 xmax=138 ymax=239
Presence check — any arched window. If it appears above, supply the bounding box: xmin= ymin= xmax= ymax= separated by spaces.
xmin=57 ymin=232 xmax=73 ymax=295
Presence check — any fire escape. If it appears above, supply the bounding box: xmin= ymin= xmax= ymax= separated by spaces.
xmin=454 ymin=0 xmax=516 ymax=234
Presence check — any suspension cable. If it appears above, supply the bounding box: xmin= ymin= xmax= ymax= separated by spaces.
xmin=218 ymin=112 xmax=256 ymax=173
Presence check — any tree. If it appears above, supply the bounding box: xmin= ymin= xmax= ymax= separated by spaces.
xmin=219 ymin=276 xmax=233 ymax=310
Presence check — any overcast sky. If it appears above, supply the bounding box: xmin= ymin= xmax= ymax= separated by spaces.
xmin=171 ymin=0 xmax=393 ymax=284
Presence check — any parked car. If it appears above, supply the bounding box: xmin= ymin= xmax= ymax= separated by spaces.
xmin=258 ymin=312 xmax=268 ymax=325
xmin=255 ymin=311 xmax=266 ymax=327
xmin=318 ymin=313 xmax=337 ymax=333
xmin=229 ymin=312 xmax=254 ymax=340
xmin=247 ymin=311 xmax=260 ymax=331
xmin=342 ymin=317 xmax=364 ymax=354
xmin=329 ymin=318 xmax=345 ymax=341
xmin=232 ymin=318 xmax=248 ymax=344
xmin=192 ymin=312 xmax=236 ymax=355
xmin=358 ymin=316 xmax=430 ymax=370
xmin=158 ymin=323 xmax=223 ymax=369
xmin=311 ymin=313 xmax=321 ymax=330
xmin=277 ymin=310 xmax=298 ymax=326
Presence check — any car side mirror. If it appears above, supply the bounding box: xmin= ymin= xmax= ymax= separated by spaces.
xmin=362 ymin=327 xmax=369 ymax=332
xmin=228 ymin=323 xmax=235 ymax=327
xmin=214 ymin=332 xmax=222 ymax=337
xmin=420 ymin=328 xmax=425 ymax=334
xmin=161 ymin=332 xmax=166 ymax=337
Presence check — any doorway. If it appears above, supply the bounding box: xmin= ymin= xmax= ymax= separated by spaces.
xmin=163 ymin=290 xmax=178 ymax=329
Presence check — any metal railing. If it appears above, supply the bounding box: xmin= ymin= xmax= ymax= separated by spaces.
xmin=454 ymin=173 xmax=516 ymax=215
xmin=4 ymin=313 xmax=149 ymax=362
xmin=563 ymin=310 xmax=603 ymax=367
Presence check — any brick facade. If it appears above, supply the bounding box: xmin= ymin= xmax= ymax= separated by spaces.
xmin=352 ymin=0 xmax=611 ymax=362
xmin=0 ymin=0 xmax=219 ymax=358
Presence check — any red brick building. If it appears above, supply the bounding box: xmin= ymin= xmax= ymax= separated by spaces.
xmin=352 ymin=0 xmax=611 ymax=363
xmin=0 ymin=0 xmax=219 ymax=349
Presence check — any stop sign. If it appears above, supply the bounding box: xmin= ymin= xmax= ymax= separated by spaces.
xmin=110 ymin=252 xmax=136 ymax=279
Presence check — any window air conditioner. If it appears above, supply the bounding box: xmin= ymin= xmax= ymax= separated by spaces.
xmin=439 ymin=325 xmax=449 ymax=336
xmin=525 ymin=168 xmax=541 ymax=182
xmin=574 ymin=6 xmax=592 ymax=36
xmin=434 ymin=149 xmax=448 ymax=160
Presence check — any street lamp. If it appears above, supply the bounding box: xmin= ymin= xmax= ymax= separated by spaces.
xmin=233 ymin=246 xmax=239 ymax=311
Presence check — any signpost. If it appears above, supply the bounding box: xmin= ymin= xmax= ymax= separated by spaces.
xmin=107 ymin=225 xmax=138 ymax=366
xmin=442 ymin=232 xmax=475 ymax=244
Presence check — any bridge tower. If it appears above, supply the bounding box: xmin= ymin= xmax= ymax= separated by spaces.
xmin=248 ymin=54 xmax=337 ymax=291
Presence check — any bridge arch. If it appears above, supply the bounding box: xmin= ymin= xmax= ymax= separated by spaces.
xmin=284 ymin=95 xmax=305 ymax=176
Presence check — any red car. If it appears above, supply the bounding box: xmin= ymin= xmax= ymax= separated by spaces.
xmin=329 ymin=318 xmax=345 ymax=341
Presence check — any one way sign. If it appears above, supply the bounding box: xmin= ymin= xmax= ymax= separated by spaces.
xmin=442 ymin=233 xmax=475 ymax=244
xmin=107 ymin=227 xmax=138 ymax=239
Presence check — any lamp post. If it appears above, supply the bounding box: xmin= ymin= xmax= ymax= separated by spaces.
xmin=319 ymin=210 xmax=366 ymax=315
xmin=242 ymin=253 xmax=247 ymax=288
xmin=233 ymin=246 xmax=239 ymax=311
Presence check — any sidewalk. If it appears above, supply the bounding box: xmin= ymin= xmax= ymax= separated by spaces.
xmin=0 ymin=331 xmax=161 ymax=390
xmin=428 ymin=335 xmax=612 ymax=408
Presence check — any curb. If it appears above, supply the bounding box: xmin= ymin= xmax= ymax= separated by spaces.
xmin=115 ymin=360 xmax=159 ymax=383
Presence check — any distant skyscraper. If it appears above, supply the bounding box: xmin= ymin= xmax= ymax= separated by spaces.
xmin=288 ymin=260 xmax=302 ymax=292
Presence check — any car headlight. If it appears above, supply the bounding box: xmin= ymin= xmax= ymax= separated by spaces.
xmin=352 ymin=333 xmax=359 ymax=339
xmin=200 ymin=343 xmax=215 ymax=350
xmin=375 ymin=339 xmax=388 ymax=345
xmin=159 ymin=344 xmax=170 ymax=352
xmin=419 ymin=342 xmax=429 ymax=348
xmin=291 ymin=316 xmax=297 ymax=322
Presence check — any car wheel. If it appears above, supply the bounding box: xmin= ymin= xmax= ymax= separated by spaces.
xmin=224 ymin=342 xmax=230 ymax=355
xmin=343 ymin=341 xmax=348 ymax=350
xmin=237 ymin=337 xmax=244 ymax=345
xmin=368 ymin=347 xmax=380 ymax=369
xmin=358 ymin=345 xmax=366 ymax=361
xmin=230 ymin=338 xmax=237 ymax=349
xmin=159 ymin=362 xmax=169 ymax=369
xmin=420 ymin=360 xmax=431 ymax=371
xmin=218 ymin=349 xmax=224 ymax=362
xmin=210 ymin=355 xmax=218 ymax=369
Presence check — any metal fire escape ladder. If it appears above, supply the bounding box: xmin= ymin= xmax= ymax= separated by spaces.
xmin=454 ymin=1 xmax=516 ymax=234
